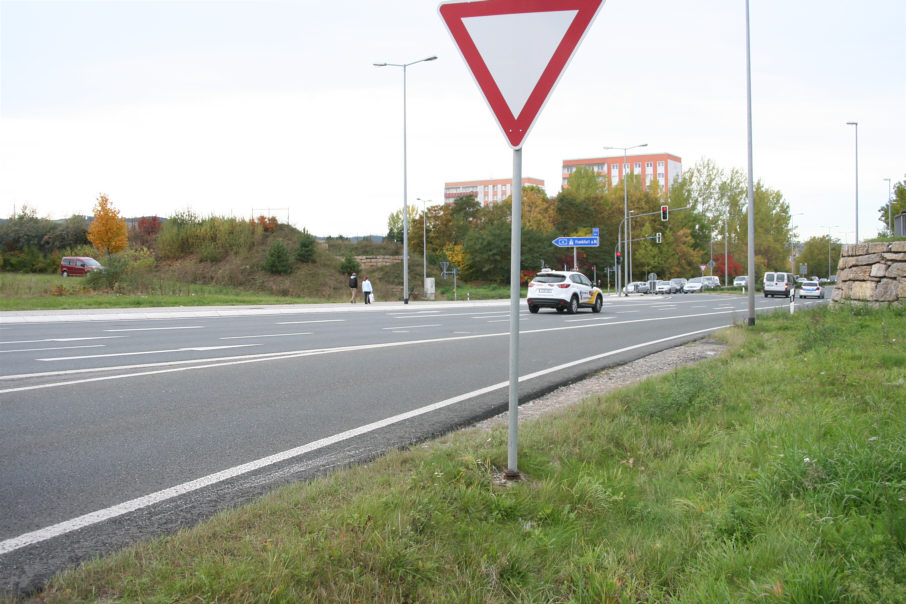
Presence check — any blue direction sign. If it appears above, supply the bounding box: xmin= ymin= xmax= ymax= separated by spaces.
xmin=553 ymin=236 xmax=599 ymax=247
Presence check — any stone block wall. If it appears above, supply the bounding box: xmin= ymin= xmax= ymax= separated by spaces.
xmin=355 ymin=255 xmax=402 ymax=269
xmin=832 ymin=241 xmax=906 ymax=305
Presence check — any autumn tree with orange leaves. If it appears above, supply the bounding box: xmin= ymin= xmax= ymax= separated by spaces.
xmin=87 ymin=194 xmax=128 ymax=256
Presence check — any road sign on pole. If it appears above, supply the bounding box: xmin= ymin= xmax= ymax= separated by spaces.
xmin=439 ymin=0 xmax=605 ymax=149
xmin=552 ymin=236 xmax=599 ymax=247
xmin=440 ymin=0 xmax=605 ymax=479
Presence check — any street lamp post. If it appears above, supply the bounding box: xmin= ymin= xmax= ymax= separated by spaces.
xmin=603 ymin=143 xmax=647 ymax=296
xmin=846 ymin=121 xmax=859 ymax=243
xmin=417 ymin=198 xmax=430 ymax=289
xmin=821 ymin=225 xmax=838 ymax=279
xmin=374 ymin=56 xmax=437 ymax=304
xmin=884 ymin=178 xmax=892 ymax=235
xmin=789 ymin=212 xmax=804 ymax=274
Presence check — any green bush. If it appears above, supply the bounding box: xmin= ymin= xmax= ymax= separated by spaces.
xmin=339 ymin=252 xmax=360 ymax=275
xmin=296 ymin=230 xmax=317 ymax=263
xmin=263 ymin=241 xmax=293 ymax=274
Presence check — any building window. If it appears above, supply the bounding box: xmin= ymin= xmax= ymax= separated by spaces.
xmin=635 ymin=162 xmax=641 ymax=170
xmin=657 ymin=161 xmax=664 ymax=167
xmin=646 ymin=162 xmax=652 ymax=168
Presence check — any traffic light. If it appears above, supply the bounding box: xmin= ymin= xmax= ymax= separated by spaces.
xmin=656 ymin=232 xmax=662 ymax=243
xmin=660 ymin=205 xmax=669 ymax=221
xmin=616 ymin=252 xmax=622 ymax=265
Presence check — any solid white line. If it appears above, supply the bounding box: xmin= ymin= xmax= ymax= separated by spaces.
xmin=276 ymin=319 xmax=344 ymax=325
xmin=0 ymin=326 xmax=719 ymax=556
xmin=37 ymin=345 xmax=257 ymax=362
xmin=220 ymin=333 xmax=311 ymax=340
xmin=105 ymin=326 xmax=203 ymax=332
xmin=1 ymin=345 xmax=105 ymax=354
xmin=0 ymin=336 xmax=123 ymax=344
xmin=381 ymin=324 xmax=441 ymax=330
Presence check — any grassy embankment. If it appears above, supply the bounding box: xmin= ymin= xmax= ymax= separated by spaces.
xmin=18 ymin=303 xmax=906 ymax=602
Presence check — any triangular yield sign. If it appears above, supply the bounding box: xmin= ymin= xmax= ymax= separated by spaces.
xmin=439 ymin=0 xmax=604 ymax=149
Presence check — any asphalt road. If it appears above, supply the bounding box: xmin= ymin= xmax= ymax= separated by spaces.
xmin=0 ymin=291 xmax=828 ymax=594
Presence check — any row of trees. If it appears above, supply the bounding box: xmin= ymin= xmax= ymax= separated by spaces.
xmin=389 ymin=159 xmax=903 ymax=284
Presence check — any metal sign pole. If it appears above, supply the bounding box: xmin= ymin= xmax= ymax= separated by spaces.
xmin=506 ymin=148 xmax=522 ymax=479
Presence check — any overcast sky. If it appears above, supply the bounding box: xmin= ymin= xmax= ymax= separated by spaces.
xmin=1 ymin=0 xmax=903 ymax=243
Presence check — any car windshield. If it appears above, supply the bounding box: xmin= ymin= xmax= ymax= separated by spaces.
xmin=533 ymin=274 xmax=565 ymax=283
xmin=803 ymin=281 xmax=819 ymax=287
xmin=764 ymin=273 xmax=776 ymax=282
xmin=689 ymin=277 xmax=702 ymax=283
xmin=83 ymin=258 xmax=102 ymax=267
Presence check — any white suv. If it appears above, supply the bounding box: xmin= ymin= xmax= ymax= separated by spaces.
xmin=527 ymin=269 xmax=603 ymax=314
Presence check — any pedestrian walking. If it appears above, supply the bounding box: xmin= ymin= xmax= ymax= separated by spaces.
xmin=362 ymin=276 xmax=373 ymax=304
xmin=349 ymin=272 xmax=358 ymax=303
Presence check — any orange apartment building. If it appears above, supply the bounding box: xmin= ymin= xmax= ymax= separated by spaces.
xmin=562 ymin=152 xmax=682 ymax=196
xmin=444 ymin=177 xmax=545 ymax=206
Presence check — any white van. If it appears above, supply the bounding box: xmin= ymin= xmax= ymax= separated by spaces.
xmin=763 ymin=271 xmax=796 ymax=298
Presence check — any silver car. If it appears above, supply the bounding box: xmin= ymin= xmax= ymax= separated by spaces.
xmin=683 ymin=277 xmax=704 ymax=293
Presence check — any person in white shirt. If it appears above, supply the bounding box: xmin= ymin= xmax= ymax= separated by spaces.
xmin=362 ymin=276 xmax=373 ymax=304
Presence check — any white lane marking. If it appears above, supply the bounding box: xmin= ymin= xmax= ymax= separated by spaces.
xmin=37 ymin=345 xmax=257 ymax=362
xmin=0 ymin=326 xmax=719 ymax=556
xmin=1 ymin=308 xmax=747 ymax=391
xmin=220 ymin=333 xmax=312 ymax=340
xmin=0 ymin=336 xmax=123 ymax=344
xmin=276 ymin=319 xmax=344 ymax=325
xmin=381 ymin=324 xmax=441 ymax=330
xmin=104 ymin=326 xmax=203 ymax=332
xmin=565 ymin=316 xmax=615 ymax=322
xmin=486 ymin=319 xmax=509 ymax=323
xmin=1 ymin=345 xmax=105 ymax=354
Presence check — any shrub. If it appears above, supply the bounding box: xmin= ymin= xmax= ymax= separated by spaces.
xmin=296 ymin=230 xmax=317 ymax=263
xmin=263 ymin=241 xmax=293 ymax=274
xmin=339 ymin=252 xmax=360 ymax=275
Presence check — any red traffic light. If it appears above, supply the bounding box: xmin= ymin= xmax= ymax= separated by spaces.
xmin=660 ymin=205 xmax=669 ymax=221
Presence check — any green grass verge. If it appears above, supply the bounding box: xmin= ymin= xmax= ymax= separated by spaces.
xmin=18 ymin=304 xmax=906 ymax=603
xmin=0 ymin=273 xmax=326 ymax=310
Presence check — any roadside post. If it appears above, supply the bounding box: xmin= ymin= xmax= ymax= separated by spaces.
xmin=440 ymin=0 xmax=604 ymax=478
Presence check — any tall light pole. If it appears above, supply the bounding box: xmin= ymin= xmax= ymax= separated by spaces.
xmin=374 ymin=56 xmax=437 ymax=303
xmin=884 ymin=177 xmax=892 ymax=235
xmin=604 ymin=143 xmax=647 ymax=296
xmin=789 ymin=212 xmax=804 ymax=274
xmin=417 ymin=197 xmax=430 ymax=288
xmin=846 ymin=121 xmax=859 ymax=243
xmin=821 ymin=225 xmax=838 ymax=278
xmin=744 ymin=0 xmax=756 ymax=325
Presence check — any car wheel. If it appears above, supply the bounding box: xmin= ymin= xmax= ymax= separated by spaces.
xmin=567 ymin=296 xmax=579 ymax=314
xmin=592 ymin=296 xmax=602 ymax=313
xmin=528 ymin=305 xmax=539 ymax=314
xmin=61 ymin=270 xmax=68 ymax=277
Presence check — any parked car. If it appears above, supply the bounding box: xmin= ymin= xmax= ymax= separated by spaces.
xmin=655 ymin=280 xmax=676 ymax=294
xmin=702 ymin=276 xmax=721 ymax=289
xmin=733 ymin=275 xmax=748 ymax=287
xmin=683 ymin=277 xmax=705 ymax=293
xmin=622 ymin=281 xmax=649 ymax=294
xmin=669 ymin=278 xmax=687 ymax=292
xmin=527 ymin=268 xmax=604 ymax=314
xmin=763 ymin=271 xmax=796 ymax=298
xmin=798 ymin=280 xmax=824 ymax=299
xmin=60 ymin=256 xmax=104 ymax=277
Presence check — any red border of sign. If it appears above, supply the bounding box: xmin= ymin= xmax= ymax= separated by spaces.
xmin=439 ymin=0 xmax=604 ymax=149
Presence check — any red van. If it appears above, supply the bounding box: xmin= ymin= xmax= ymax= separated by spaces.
xmin=60 ymin=256 xmax=104 ymax=277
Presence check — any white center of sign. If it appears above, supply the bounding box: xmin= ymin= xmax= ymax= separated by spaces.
xmin=462 ymin=10 xmax=578 ymax=118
